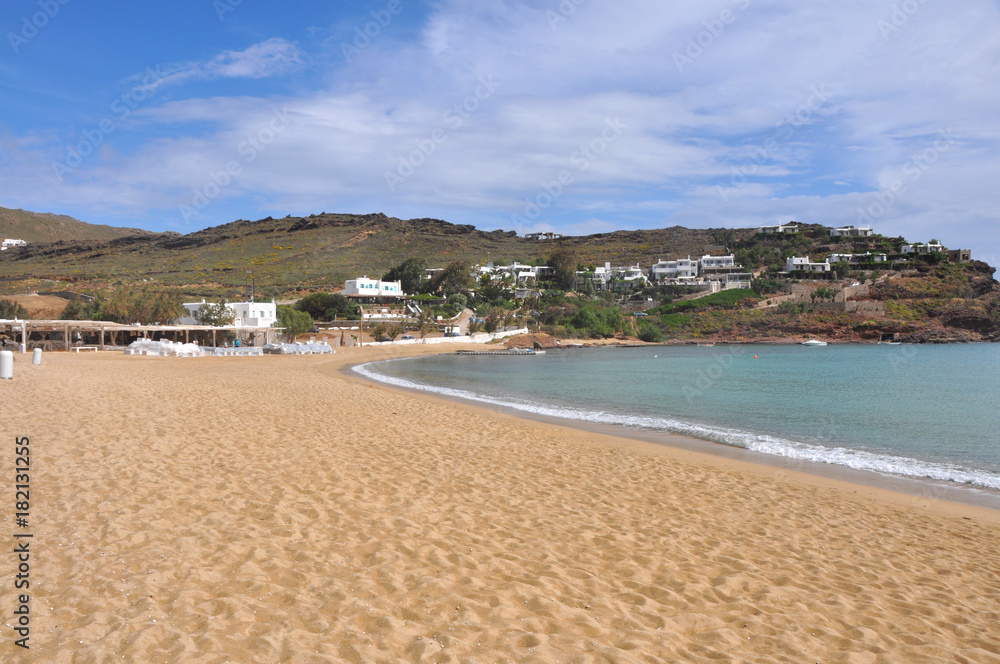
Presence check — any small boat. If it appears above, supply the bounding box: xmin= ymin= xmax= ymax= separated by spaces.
xmin=801 ymin=339 xmax=828 ymax=346
xmin=883 ymin=341 xmax=902 ymax=345
xmin=696 ymin=342 xmax=715 ymax=347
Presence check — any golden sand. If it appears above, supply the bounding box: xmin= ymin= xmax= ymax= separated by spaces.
xmin=1 ymin=347 xmax=999 ymax=663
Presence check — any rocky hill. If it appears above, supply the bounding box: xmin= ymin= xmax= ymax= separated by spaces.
xmin=0 ymin=207 xmax=157 ymax=244
xmin=0 ymin=212 xmax=723 ymax=295
xmin=1 ymin=210 xmax=997 ymax=343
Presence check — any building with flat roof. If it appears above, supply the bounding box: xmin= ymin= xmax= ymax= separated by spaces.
xmin=343 ymin=277 xmax=404 ymax=299
xmin=179 ymin=300 xmax=277 ymax=327
xmin=1 ymin=238 xmax=27 ymax=250
xmin=786 ymin=256 xmax=831 ymax=273
xmin=758 ymin=222 xmax=801 ymax=234
xmin=830 ymin=225 xmax=874 ymax=237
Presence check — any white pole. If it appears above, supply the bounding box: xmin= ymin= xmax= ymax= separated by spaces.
xmin=0 ymin=350 xmax=12 ymax=379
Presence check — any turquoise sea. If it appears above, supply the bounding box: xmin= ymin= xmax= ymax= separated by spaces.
xmin=355 ymin=344 xmax=1000 ymax=493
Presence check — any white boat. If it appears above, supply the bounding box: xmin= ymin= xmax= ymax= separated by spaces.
xmin=801 ymin=339 xmax=828 ymax=346
xmin=696 ymin=342 xmax=715 ymax=347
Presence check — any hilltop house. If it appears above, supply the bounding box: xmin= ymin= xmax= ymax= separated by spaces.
xmin=651 ymin=257 xmax=699 ymax=281
xmin=479 ymin=262 xmax=554 ymax=284
xmin=651 ymin=255 xmax=751 ymax=290
xmin=901 ymin=242 xmax=945 ymax=255
xmin=830 ymin=225 xmax=874 ymax=237
xmin=758 ymin=222 xmax=801 ymax=234
xmin=522 ymin=231 xmax=563 ymax=241
xmin=785 ymin=256 xmax=831 ymax=273
xmin=578 ymin=263 xmax=647 ymax=290
xmin=1 ymin=238 xmax=27 ymax=250
xmin=828 ymin=252 xmax=887 ymax=264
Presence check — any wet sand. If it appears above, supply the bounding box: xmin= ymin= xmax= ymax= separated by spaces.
xmin=1 ymin=346 xmax=998 ymax=663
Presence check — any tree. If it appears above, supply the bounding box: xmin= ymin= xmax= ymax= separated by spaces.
xmin=414 ymin=305 xmax=438 ymax=338
xmin=637 ymin=320 xmax=663 ymax=343
xmin=196 ymin=299 xmax=236 ymax=326
xmin=382 ymin=257 xmax=426 ymax=295
xmin=428 ymin=260 xmax=474 ymax=296
xmin=101 ymin=284 xmax=184 ymax=324
xmin=370 ymin=322 xmax=390 ymax=342
xmin=832 ymin=260 xmax=851 ymax=279
xmin=547 ymin=249 xmax=578 ymax=290
xmin=295 ymin=293 xmax=357 ymax=320
xmin=60 ymin=296 xmax=106 ymax=321
xmin=276 ymin=305 xmax=313 ymax=341
xmin=0 ymin=300 xmax=30 ymax=319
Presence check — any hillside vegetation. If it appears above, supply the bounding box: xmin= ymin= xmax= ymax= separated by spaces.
xmin=0 ymin=207 xmax=156 ymax=244
xmin=0 ymin=212 xmax=723 ymax=296
xmin=1 ymin=210 xmax=997 ymax=343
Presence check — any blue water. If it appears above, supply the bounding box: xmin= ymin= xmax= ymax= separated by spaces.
xmin=356 ymin=344 xmax=1000 ymax=491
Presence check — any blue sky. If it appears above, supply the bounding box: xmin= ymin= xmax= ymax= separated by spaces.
xmin=2 ymin=0 xmax=999 ymax=264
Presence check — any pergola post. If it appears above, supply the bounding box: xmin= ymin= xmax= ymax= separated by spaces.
xmin=65 ymin=324 xmax=70 ymax=351
xmin=212 ymin=329 xmax=217 ymax=348
xmin=100 ymin=326 xmax=106 ymax=350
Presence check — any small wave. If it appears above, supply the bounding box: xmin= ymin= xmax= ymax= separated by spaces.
xmin=354 ymin=361 xmax=1000 ymax=492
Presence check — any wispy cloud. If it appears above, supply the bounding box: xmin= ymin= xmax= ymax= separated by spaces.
xmin=2 ymin=1 xmax=1000 ymax=262
xmin=129 ymin=38 xmax=305 ymax=93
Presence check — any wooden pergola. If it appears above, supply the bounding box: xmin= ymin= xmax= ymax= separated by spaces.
xmin=0 ymin=319 xmax=281 ymax=351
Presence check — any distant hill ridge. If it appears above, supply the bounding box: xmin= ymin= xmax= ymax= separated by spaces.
xmin=0 ymin=207 xmax=158 ymax=244
xmin=1 ymin=210 xmax=731 ymax=294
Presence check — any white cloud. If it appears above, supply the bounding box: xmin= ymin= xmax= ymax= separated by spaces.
xmin=131 ymin=38 xmax=305 ymax=93
xmin=3 ymin=1 xmax=1000 ymax=261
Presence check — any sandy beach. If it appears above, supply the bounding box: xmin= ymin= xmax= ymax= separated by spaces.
xmin=2 ymin=346 xmax=999 ymax=663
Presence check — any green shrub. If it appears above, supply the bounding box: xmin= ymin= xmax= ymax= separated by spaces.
xmin=636 ymin=320 xmax=663 ymax=342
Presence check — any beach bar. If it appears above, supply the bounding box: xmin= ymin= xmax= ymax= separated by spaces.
xmin=0 ymin=319 xmax=280 ymax=352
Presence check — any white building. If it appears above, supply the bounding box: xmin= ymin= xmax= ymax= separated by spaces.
xmin=1 ymin=238 xmax=28 ymax=250
xmin=651 ymin=257 xmax=699 ymax=281
xmin=828 ymin=252 xmax=887 ymax=264
xmin=901 ymin=242 xmax=945 ymax=255
xmin=830 ymin=225 xmax=874 ymax=237
xmin=699 ymin=254 xmax=737 ymax=270
xmin=758 ymin=222 xmax=801 ymax=234
xmin=343 ymin=277 xmax=404 ymax=298
xmin=523 ymin=232 xmax=563 ymax=241
xmin=719 ymin=273 xmax=754 ymax=289
xmin=179 ymin=300 xmax=277 ymax=327
xmin=479 ymin=262 xmax=552 ymax=283
xmin=579 ymin=262 xmax=647 ymax=290
xmin=785 ymin=256 xmax=831 ymax=273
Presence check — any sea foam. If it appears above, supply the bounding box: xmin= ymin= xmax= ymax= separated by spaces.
xmin=354 ymin=360 xmax=1000 ymax=492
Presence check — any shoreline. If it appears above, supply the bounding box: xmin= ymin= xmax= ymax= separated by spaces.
xmin=339 ymin=343 xmax=1000 ymax=521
